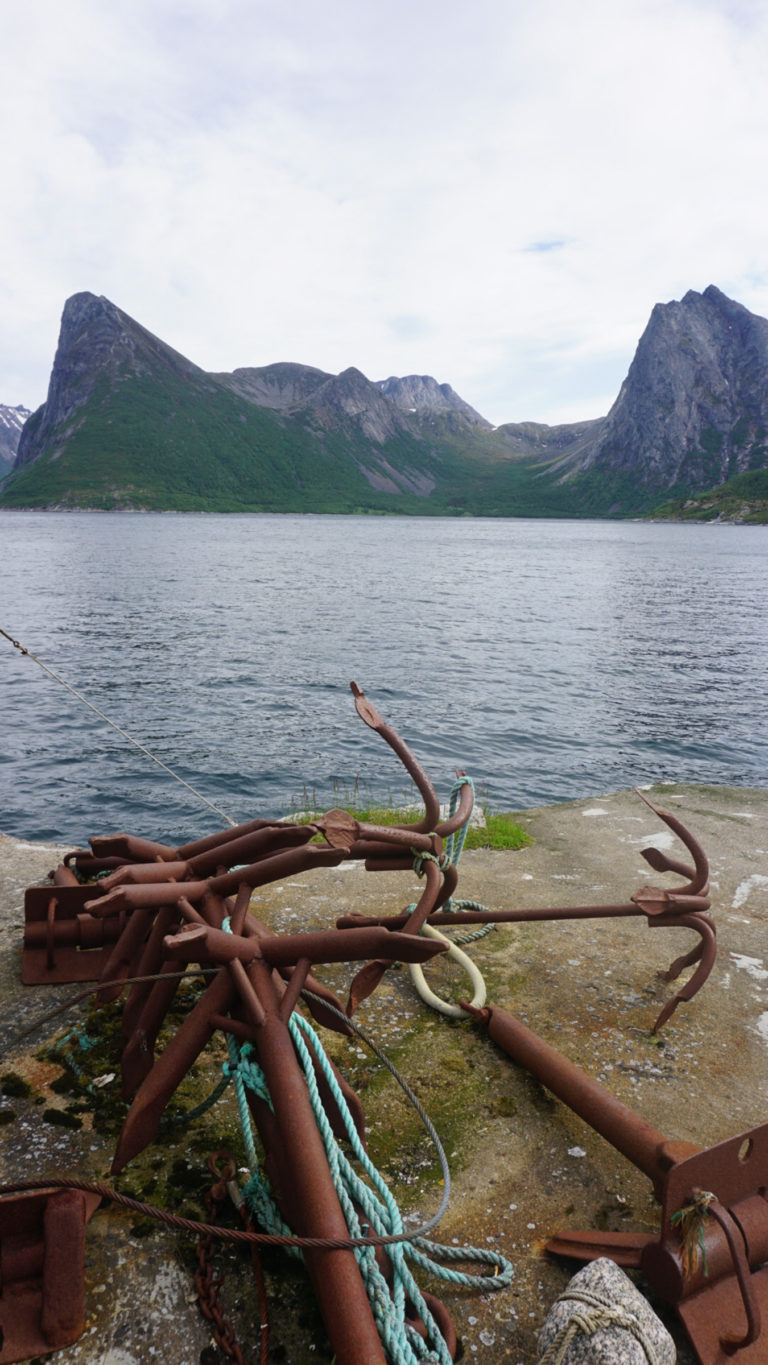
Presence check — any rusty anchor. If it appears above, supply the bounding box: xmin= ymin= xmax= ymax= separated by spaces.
xmin=462 ymin=999 xmax=768 ymax=1364
xmin=337 ymin=788 xmax=716 ymax=1034
xmin=105 ymin=911 xmax=455 ymax=1365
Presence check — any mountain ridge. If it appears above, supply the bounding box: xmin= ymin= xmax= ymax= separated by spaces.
xmin=3 ymin=286 xmax=768 ymax=518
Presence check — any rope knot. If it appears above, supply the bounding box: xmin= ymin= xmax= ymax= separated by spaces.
xmin=538 ymin=1286 xmax=663 ymax=1365
xmin=670 ymin=1187 xmax=716 ymax=1277
xmin=411 ymin=847 xmax=449 ymax=876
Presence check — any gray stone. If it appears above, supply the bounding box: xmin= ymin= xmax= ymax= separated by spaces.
xmin=536 ymin=1258 xmax=676 ymax=1365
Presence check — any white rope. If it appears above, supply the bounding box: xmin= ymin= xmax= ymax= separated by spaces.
xmin=1 ymin=627 xmax=236 ymax=827
xmin=408 ymin=922 xmax=487 ymax=1019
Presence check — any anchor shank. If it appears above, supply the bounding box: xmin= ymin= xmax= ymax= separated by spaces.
xmin=246 ymin=957 xmax=388 ymax=1365
xmin=474 ymin=1005 xmax=696 ymax=1191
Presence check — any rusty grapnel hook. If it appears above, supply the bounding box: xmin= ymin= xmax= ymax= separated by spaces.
xmin=350 ymin=681 xmax=441 ymax=833
xmin=633 ymin=787 xmax=710 ymax=898
xmin=337 ymin=787 xmax=716 ymax=1033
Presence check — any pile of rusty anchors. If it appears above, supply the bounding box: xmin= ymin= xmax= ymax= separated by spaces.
xmin=22 ymin=684 xmax=716 ymax=1033
xmin=338 ymin=787 xmax=716 ymax=1033
xmin=13 ymin=682 xmax=719 ymax=1362
xmin=20 ymin=682 xmax=473 ymax=994
xmin=461 ymin=999 xmax=768 ymax=1365
xmin=16 ymin=684 xmax=488 ymax=1365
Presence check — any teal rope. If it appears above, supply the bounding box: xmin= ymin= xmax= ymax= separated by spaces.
xmin=217 ymin=925 xmax=512 ymax=1363
xmin=442 ymin=777 xmax=494 ymax=938
xmin=407 ymin=777 xmax=494 ymax=944
xmin=48 ymin=1023 xmax=102 ymax=1089
xmin=411 ymin=848 xmax=449 ymax=876
xmin=442 ymin=776 xmax=475 ymax=877
xmin=288 ymin=1012 xmax=448 ymax=1364
xmin=163 ymin=1073 xmax=231 ymax=1125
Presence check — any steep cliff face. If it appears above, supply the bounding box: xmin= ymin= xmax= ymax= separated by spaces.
xmin=0 ymin=404 xmax=30 ymax=478
xmin=14 ymin=293 xmax=207 ymax=470
xmin=579 ymin=286 xmax=768 ymax=491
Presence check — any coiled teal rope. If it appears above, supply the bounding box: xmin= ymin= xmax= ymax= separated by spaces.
xmin=219 ymin=922 xmax=513 ymax=1364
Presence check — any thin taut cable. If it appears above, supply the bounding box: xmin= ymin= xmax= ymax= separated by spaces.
xmin=1 ymin=627 xmax=236 ymax=827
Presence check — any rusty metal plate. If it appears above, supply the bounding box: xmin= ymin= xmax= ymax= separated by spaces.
xmin=22 ymin=885 xmax=121 ymax=984
xmin=0 ymin=1188 xmax=99 ymax=1363
xmin=677 ymin=1264 xmax=768 ymax=1365
xmin=661 ymin=1121 xmax=768 ymax=1223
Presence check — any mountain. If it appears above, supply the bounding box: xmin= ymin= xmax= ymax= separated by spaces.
xmin=3 ymin=286 xmax=768 ymax=518
xmin=376 ymin=374 xmax=492 ymax=432
xmin=2 ymin=292 xmax=547 ymax=514
xmin=0 ymin=403 xmax=31 ymax=479
xmin=560 ymin=285 xmax=768 ymax=512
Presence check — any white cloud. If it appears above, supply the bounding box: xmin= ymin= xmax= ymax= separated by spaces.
xmin=2 ymin=0 xmax=768 ymax=425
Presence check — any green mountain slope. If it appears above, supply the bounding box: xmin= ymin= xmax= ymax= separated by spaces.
xmin=0 ymin=294 xmax=587 ymax=515
xmin=6 ymin=286 xmax=768 ymax=517
xmin=0 ymin=370 xmax=440 ymax=512
xmin=650 ymin=467 xmax=768 ymax=523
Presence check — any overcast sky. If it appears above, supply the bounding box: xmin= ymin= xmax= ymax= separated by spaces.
xmin=2 ymin=0 xmax=768 ymax=427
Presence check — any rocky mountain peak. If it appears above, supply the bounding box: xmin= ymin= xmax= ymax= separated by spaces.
xmin=14 ymin=292 xmax=204 ymax=469
xmin=376 ymin=374 xmax=492 ymax=428
xmin=216 ymin=361 xmax=331 ymax=410
xmin=305 ymin=366 xmax=409 ymax=442
xmin=0 ymin=403 xmax=31 ymax=478
xmin=580 ymin=285 xmax=768 ymax=493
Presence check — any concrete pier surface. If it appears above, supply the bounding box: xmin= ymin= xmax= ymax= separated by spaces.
xmin=1 ymin=782 xmax=767 ymax=1364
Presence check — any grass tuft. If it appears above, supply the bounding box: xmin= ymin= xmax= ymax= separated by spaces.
xmin=288 ymin=780 xmax=531 ymax=852
xmin=463 ymin=811 xmax=531 ymax=851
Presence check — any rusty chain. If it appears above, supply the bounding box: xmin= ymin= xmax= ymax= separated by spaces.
xmin=194 ymin=1152 xmax=269 ymax=1365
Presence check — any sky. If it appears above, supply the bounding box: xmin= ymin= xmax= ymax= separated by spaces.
xmin=2 ymin=0 xmax=768 ymax=428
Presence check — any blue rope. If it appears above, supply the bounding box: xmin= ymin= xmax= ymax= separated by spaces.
xmin=441 ymin=776 xmax=475 ymax=881
xmin=163 ymin=1073 xmax=231 ymax=1125
xmin=49 ymin=1023 xmax=102 ymax=1090
xmin=217 ymin=922 xmax=513 ymax=1363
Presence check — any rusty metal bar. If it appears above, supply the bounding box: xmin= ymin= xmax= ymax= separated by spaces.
xmin=242 ymin=954 xmax=389 ymax=1365
xmin=350 ymin=682 xmax=441 ymax=832
xmin=0 ymin=1188 xmax=99 ymax=1363
xmin=162 ymin=922 xmax=448 ymax=970
xmin=462 ymin=1003 xmax=698 ymax=1192
xmin=337 ymin=903 xmax=643 ymax=929
xmin=464 ymin=1000 xmax=768 ymax=1363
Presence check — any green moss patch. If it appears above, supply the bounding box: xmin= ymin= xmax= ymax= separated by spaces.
xmin=0 ymin=1071 xmax=32 ymax=1098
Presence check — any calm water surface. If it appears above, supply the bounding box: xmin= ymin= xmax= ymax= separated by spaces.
xmin=1 ymin=511 xmax=766 ymax=842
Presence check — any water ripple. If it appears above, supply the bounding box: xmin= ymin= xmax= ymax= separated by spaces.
xmin=1 ymin=511 xmax=766 ymax=842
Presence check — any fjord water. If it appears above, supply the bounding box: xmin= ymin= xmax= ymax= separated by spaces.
xmin=1 ymin=511 xmax=766 ymax=843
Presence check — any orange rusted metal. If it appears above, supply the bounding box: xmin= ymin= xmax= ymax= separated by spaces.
xmin=0 ymin=1188 xmax=100 ymax=1364
xmin=464 ymin=1001 xmax=768 ymax=1364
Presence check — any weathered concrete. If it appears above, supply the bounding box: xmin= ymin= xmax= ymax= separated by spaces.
xmin=1 ymin=783 xmax=767 ymax=1364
